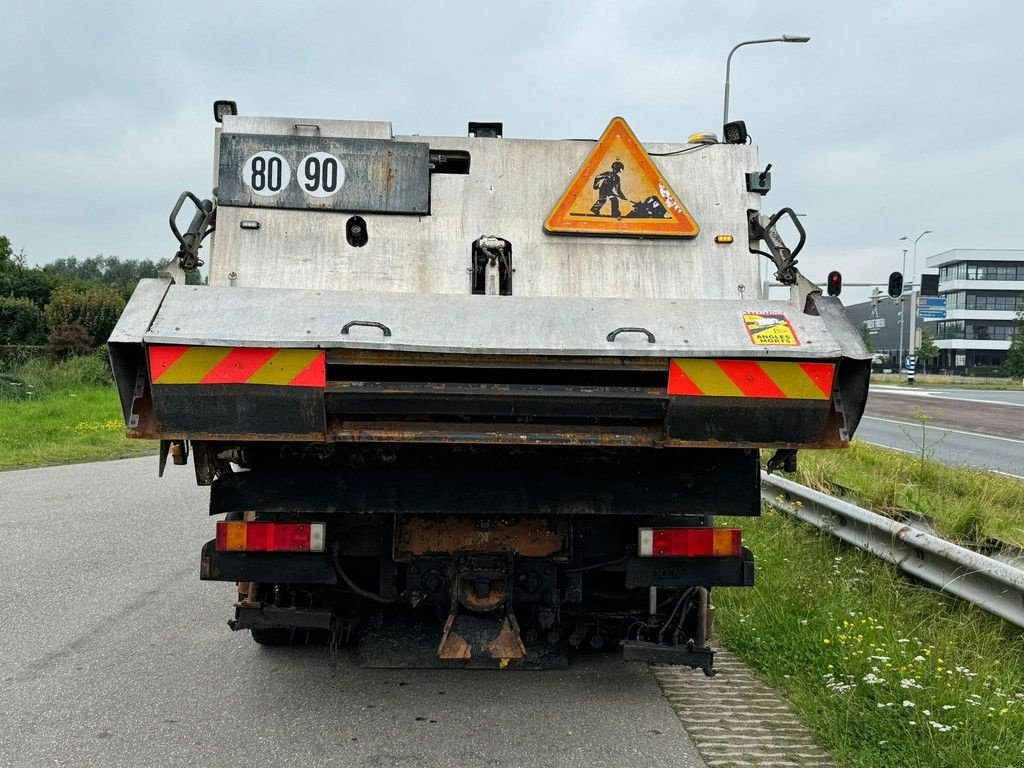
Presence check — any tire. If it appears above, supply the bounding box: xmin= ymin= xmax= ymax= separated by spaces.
xmin=250 ymin=627 xmax=294 ymax=646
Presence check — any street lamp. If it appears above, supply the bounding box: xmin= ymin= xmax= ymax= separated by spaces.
xmin=899 ymin=230 xmax=933 ymax=384
xmin=723 ymin=35 xmax=811 ymax=127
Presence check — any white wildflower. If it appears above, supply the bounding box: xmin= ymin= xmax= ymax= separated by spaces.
xmin=929 ymin=721 xmax=953 ymax=733
xmin=903 ymin=700 xmax=916 ymax=708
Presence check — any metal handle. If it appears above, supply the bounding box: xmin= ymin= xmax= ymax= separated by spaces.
xmin=169 ymin=191 xmax=208 ymax=248
xmin=341 ymin=320 xmax=392 ymax=337
xmin=294 ymin=123 xmax=321 ymax=133
xmin=767 ymin=206 xmax=806 ymax=260
xmin=606 ymin=327 xmax=656 ymax=343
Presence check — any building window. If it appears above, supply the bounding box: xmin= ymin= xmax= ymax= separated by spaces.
xmin=965 ymin=323 xmax=1016 ymax=341
xmin=936 ymin=320 xmax=965 ymax=340
xmin=963 ymin=263 xmax=1024 ymax=281
xmin=963 ymin=293 xmax=1023 ymax=311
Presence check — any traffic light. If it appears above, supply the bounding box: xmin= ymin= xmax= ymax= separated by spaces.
xmin=826 ymin=271 xmax=842 ymax=296
xmin=887 ymin=271 xmax=904 ymax=298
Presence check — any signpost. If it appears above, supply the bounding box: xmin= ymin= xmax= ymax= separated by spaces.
xmin=917 ymin=296 xmax=946 ymax=320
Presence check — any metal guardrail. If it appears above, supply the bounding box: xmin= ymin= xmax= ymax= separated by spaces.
xmin=761 ymin=471 xmax=1024 ymax=629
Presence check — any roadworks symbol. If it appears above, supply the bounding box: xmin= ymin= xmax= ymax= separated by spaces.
xmin=544 ymin=117 xmax=699 ymax=238
xmin=744 ymin=312 xmax=800 ymax=346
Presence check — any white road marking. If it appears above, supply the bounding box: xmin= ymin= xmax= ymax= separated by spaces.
xmin=868 ymin=386 xmax=1024 ymax=408
xmin=860 ymin=415 xmax=1024 ymax=445
xmin=857 ymin=439 xmax=1024 ymax=481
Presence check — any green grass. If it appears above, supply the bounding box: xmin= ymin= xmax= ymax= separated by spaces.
xmin=1 ymin=351 xmax=155 ymax=469
xmin=716 ymin=510 xmax=1024 ymax=768
xmin=871 ymin=374 xmax=1021 ymax=390
xmin=795 ymin=441 xmax=1024 ymax=549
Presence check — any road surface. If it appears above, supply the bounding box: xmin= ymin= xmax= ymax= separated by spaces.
xmin=856 ymin=385 xmax=1024 ymax=478
xmin=0 ymin=457 xmax=707 ymax=768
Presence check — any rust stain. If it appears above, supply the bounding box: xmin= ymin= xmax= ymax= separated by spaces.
xmin=394 ymin=516 xmax=568 ymax=560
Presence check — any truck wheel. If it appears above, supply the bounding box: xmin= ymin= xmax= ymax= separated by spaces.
xmin=250 ymin=627 xmax=294 ymax=646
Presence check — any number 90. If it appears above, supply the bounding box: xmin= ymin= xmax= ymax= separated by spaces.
xmin=299 ymin=152 xmax=344 ymax=198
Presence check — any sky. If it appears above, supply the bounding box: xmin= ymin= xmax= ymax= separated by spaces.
xmin=1 ymin=0 xmax=1021 ymax=303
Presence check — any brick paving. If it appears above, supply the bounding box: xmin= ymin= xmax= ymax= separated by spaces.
xmin=652 ymin=650 xmax=837 ymax=768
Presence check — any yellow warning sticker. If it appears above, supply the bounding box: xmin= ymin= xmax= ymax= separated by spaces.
xmin=743 ymin=312 xmax=800 ymax=346
xmin=544 ymin=117 xmax=699 ymax=238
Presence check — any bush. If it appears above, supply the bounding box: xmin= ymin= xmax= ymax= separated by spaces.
xmin=968 ymin=365 xmax=1008 ymax=378
xmin=44 ymin=285 xmax=125 ymax=344
xmin=47 ymin=322 xmax=96 ymax=359
xmin=13 ymin=352 xmax=112 ymax=392
xmin=0 ymin=296 xmax=46 ymax=344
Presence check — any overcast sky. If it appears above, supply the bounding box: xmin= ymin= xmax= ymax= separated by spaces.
xmin=2 ymin=0 xmax=1020 ymax=302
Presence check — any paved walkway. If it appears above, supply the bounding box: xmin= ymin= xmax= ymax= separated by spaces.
xmin=653 ymin=650 xmax=836 ymax=768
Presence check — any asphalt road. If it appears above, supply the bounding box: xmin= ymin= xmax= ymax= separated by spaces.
xmin=0 ymin=458 xmax=706 ymax=768
xmin=856 ymin=385 xmax=1024 ymax=478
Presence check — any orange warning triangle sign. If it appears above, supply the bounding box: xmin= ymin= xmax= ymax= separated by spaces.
xmin=545 ymin=117 xmax=699 ymax=238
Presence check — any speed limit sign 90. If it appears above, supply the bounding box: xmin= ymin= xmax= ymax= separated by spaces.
xmin=298 ymin=152 xmax=344 ymax=197
xmin=242 ymin=151 xmax=291 ymax=196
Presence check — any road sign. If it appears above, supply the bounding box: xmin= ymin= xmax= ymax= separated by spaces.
xmin=917 ymin=308 xmax=946 ymax=319
xmin=917 ymin=297 xmax=946 ymax=308
xmin=544 ymin=117 xmax=699 ymax=238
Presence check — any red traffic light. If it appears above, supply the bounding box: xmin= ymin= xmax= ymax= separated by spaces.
xmin=826 ymin=270 xmax=842 ymax=296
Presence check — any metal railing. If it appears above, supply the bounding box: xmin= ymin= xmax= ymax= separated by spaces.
xmin=761 ymin=472 xmax=1024 ymax=629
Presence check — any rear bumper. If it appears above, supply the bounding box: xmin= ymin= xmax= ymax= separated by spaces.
xmin=199 ymin=539 xmax=337 ymax=584
xmin=625 ymin=548 xmax=755 ymax=588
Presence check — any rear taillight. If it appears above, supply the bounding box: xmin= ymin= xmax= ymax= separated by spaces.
xmin=637 ymin=527 xmax=741 ymax=557
xmin=215 ymin=521 xmax=325 ymax=553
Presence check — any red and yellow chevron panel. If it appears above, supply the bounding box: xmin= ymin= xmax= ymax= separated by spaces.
xmin=668 ymin=359 xmax=834 ymax=399
xmin=148 ymin=346 xmax=326 ymax=387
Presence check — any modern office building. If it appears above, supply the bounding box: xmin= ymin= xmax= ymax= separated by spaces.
xmin=926 ymin=249 xmax=1024 ymax=370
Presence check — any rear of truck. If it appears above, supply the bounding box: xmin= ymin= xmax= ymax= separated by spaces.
xmin=109 ymin=108 xmax=869 ymax=671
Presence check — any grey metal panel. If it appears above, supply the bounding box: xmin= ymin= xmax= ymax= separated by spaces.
xmin=108 ymin=277 xmax=173 ymax=344
xmin=208 ymin=132 xmax=763 ymax=301
xmin=221 ymin=115 xmax=393 ymax=140
xmin=217 ymin=134 xmax=429 ymax=214
xmin=145 ymin=285 xmax=844 ymax=359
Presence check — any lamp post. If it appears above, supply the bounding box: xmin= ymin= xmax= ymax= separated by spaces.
xmin=723 ymin=35 xmax=811 ymax=127
xmin=900 ymin=230 xmax=933 ymax=384
xmin=897 ymin=248 xmax=907 ymax=371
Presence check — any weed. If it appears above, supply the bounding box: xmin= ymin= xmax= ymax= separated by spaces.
xmin=716 ymin=512 xmax=1024 ymax=768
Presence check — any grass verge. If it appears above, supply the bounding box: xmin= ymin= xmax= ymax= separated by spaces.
xmin=0 ymin=385 xmax=153 ymax=470
xmin=716 ymin=510 xmax=1024 ymax=768
xmin=870 ymin=374 xmax=1021 ymax=390
xmin=795 ymin=441 xmax=1024 ymax=549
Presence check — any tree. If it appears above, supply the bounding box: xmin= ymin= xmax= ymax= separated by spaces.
xmin=0 ymin=297 xmax=46 ymax=344
xmin=42 ymin=255 xmax=160 ymax=299
xmin=859 ymin=323 xmax=875 ymax=353
xmin=1007 ymin=296 xmax=1024 ymax=379
xmin=917 ymin=330 xmax=939 ymax=374
xmin=0 ymin=235 xmax=26 ymax=296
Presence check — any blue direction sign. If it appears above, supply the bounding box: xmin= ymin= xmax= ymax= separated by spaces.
xmin=917 ymin=297 xmax=947 ymax=308
xmin=918 ymin=308 xmax=946 ymax=319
